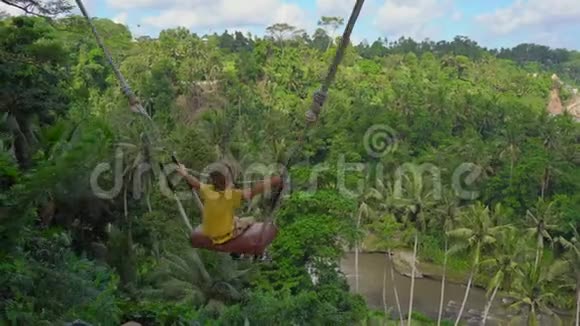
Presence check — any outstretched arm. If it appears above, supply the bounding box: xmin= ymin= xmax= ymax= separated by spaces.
xmin=243 ymin=176 xmax=283 ymax=201
xmin=176 ymin=164 xmax=201 ymax=190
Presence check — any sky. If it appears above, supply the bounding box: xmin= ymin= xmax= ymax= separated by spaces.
xmin=2 ymin=0 xmax=580 ymax=50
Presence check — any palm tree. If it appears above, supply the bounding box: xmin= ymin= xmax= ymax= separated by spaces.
xmin=354 ymin=200 xmax=368 ymax=293
xmin=200 ymin=108 xmax=238 ymax=159
xmin=392 ymin=166 xmax=438 ymax=232
xmin=374 ymin=181 xmax=410 ymax=325
xmin=437 ymin=236 xmax=449 ymax=326
xmin=354 ymin=179 xmax=381 ymax=293
xmin=150 ymin=250 xmax=250 ymax=307
xmin=369 ymin=212 xmax=404 ymax=325
xmin=500 ymin=141 xmax=519 ymax=184
xmin=525 ymin=199 xmax=560 ymax=270
xmin=435 ymin=190 xmax=460 ymax=326
xmin=538 ymin=119 xmax=562 ymax=199
xmin=480 ymin=226 xmax=525 ymax=325
xmin=114 ymin=117 xmax=164 ymax=211
xmin=507 ymin=262 xmax=560 ymax=326
xmin=444 ymin=132 xmax=494 ymax=180
xmin=435 ymin=189 xmax=461 ymax=232
xmin=407 ymin=231 xmax=419 ymax=326
xmin=382 ymin=255 xmax=389 ymax=321
xmin=447 ymin=202 xmax=503 ymax=326
xmin=115 ymin=129 xmax=162 ymax=285
xmin=555 ymin=224 xmax=580 ymax=326
xmin=388 ymin=249 xmax=404 ymax=326
xmin=497 ymin=116 xmax=523 ymax=185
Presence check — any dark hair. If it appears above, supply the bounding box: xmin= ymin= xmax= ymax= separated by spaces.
xmin=207 ymin=162 xmax=233 ymax=190
xmin=209 ymin=170 xmax=225 ymax=181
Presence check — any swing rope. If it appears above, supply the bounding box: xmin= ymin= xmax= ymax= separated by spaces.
xmin=73 ymin=0 xmax=365 ymax=236
xmin=159 ymin=162 xmax=194 ymax=233
xmin=74 ymin=0 xmax=150 ymax=119
xmin=74 ymin=0 xmax=196 ymax=234
xmin=266 ymin=0 xmax=366 ymax=222
xmin=305 ymin=0 xmax=365 ymax=123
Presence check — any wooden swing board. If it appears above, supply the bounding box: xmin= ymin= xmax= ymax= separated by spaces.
xmin=190 ymin=222 xmax=278 ymax=255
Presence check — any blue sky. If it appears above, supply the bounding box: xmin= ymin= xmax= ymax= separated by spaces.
xmin=3 ymin=0 xmax=580 ymax=50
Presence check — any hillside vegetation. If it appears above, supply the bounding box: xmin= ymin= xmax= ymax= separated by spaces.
xmin=1 ymin=13 xmax=579 ymax=325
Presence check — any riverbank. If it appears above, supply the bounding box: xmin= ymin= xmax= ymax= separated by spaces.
xmin=350 ymin=235 xmax=574 ymax=321
xmin=358 ymin=233 xmax=478 ymax=287
xmin=340 ymin=252 xmax=504 ymax=325
xmin=341 ymin=252 xmax=572 ymax=325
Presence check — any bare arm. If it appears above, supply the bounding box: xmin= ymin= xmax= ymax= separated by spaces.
xmin=176 ymin=164 xmax=201 ymax=190
xmin=243 ymin=176 xmax=283 ymax=201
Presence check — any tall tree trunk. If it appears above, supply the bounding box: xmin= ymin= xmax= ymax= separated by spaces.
xmin=437 ymin=238 xmax=448 ymax=326
xmin=529 ymin=305 xmax=538 ymax=326
xmin=355 ymin=211 xmax=362 ymax=293
xmin=383 ymin=255 xmax=388 ymax=320
xmin=534 ymin=233 xmax=543 ymax=271
xmin=122 ymin=186 xmax=137 ymax=286
xmin=540 ymin=168 xmax=550 ymax=199
xmin=407 ymin=233 xmax=419 ymax=326
xmin=146 ymin=191 xmax=152 ymax=213
xmin=482 ymin=283 xmax=500 ymax=325
xmin=509 ymin=157 xmax=514 ymax=186
xmin=326 ymin=28 xmax=336 ymax=52
xmin=455 ymin=245 xmax=480 ymax=326
xmin=455 ymin=268 xmax=475 ymax=326
xmin=389 ymin=249 xmax=404 ymax=326
xmin=354 ymin=244 xmax=359 ymax=293
xmin=7 ymin=115 xmax=31 ymax=168
xmin=574 ymin=275 xmax=580 ymax=326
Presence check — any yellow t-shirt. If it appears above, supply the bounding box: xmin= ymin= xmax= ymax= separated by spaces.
xmin=199 ymin=184 xmax=243 ymax=244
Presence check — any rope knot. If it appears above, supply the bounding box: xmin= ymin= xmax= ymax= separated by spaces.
xmin=305 ymin=90 xmax=327 ymax=122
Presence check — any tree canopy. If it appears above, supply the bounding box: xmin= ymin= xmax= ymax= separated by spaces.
xmin=0 ymin=12 xmax=579 ymax=325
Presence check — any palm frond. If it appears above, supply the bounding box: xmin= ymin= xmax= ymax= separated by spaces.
xmin=448 ymin=242 xmax=469 ymax=255
xmin=446 ymin=228 xmax=474 ymax=239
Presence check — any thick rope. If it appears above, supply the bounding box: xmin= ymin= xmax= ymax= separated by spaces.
xmin=159 ymin=162 xmax=194 ymax=233
xmin=267 ymin=0 xmax=366 ymax=223
xmin=74 ymin=0 xmax=150 ymax=119
xmin=75 ymin=0 xmax=364 ymax=237
xmin=174 ymin=194 xmax=194 ymax=233
xmin=305 ymin=0 xmax=365 ymax=123
xmin=171 ymin=153 xmax=204 ymax=212
xmin=75 ymin=0 xmax=197 ymax=234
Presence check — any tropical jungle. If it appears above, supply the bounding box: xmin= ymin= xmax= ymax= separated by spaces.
xmin=1 ymin=0 xmax=580 ymax=325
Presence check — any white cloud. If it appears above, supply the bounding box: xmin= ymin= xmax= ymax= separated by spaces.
xmin=350 ymin=33 xmax=364 ymax=45
xmin=141 ymin=0 xmax=308 ymax=31
xmin=476 ymin=0 xmax=580 ymax=35
xmin=316 ymin=0 xmax=354 ymax=17
xmin=451 ymin=9 xmax=462 ymax=21
xmin=106 ymin=0 xmax=171 ymax=10
xmin=113 ymin=12 xmax=128 ymax=25
xmin=273 ymin=3 xmax=306 ymax=27
xmin=374 ymin=0 xmax=451 ymax=40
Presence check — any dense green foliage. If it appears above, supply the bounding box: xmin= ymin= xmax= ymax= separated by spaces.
xmin=1 ymin=11 xmax=579 ymax=326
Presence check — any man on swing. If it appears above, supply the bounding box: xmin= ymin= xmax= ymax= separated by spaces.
xmin=176 ymin=161 xmax=283 ymax=246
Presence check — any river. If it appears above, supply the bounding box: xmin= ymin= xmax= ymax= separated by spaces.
xmin=340 ymin=253 xmax=522 ymax=325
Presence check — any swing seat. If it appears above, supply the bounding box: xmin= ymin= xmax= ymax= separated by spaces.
xmin=190 ymin=222 xmax=278 ymax=255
